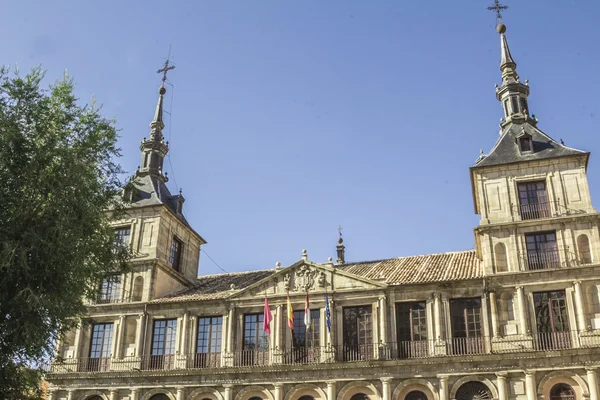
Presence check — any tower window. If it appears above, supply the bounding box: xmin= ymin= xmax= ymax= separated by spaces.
xmin=519 ymin=137 xmax=532 ymax=152
xmin=520 ymin=97 xmax=528 ymax=115
xmin=169 ymin=236 xmax=183 ymax=272
xmin=511 ymin=97 xmax=520 ymax=114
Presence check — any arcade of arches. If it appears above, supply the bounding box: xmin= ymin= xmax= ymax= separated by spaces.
xmin=71 ymin=374 xmax=596 ymax=400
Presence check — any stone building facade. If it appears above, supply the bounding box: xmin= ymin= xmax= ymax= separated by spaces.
xmin=46 ymin=23 xmax=600 ymax=400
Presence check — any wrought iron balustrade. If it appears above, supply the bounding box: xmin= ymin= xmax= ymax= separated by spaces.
xmin=516 ymin=201 xmax=554 ymax=220
xmin=45 ymin=331 xmax=592 ymax=374
xmin=523 ymin=248 xmax=563 ymax=270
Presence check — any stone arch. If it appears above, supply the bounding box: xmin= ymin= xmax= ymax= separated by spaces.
xmin=132 ymin=275 xmax=144 ymax=301
xmin=449 ymin=377 xmax=498 ymax=400
xmin=537 ymin=371 xmax=589 ymax=400
xmin=495 ymin=243 xmax=509 ymax=273
xmin=577 ymin=235 xmax=592 ymax=264
xmin=284 ymin=384 xmax=327 ymax=400
xmin=337 ymin=381 xmax=381 ymax=400
xmin=140 ymin=389 xmax=176 ymax=400
xmin=189 ymin=388 xmax=225 ymax=400
xmin=76 ymin=392 xmax=109 ymax=400
xmin=393 ymin=378 xmax=439 ymax=400
xmin=235 ymin=385 xmax=275 ymax=400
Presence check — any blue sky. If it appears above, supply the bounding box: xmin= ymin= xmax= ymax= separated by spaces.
xmin=2 ymin=1 xmax=600 ymax=275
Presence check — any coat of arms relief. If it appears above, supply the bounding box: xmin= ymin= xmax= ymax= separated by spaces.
xmin=283 ymin=265 xmax=328 ymax=292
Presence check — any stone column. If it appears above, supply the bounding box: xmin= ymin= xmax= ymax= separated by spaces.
xmin=438 ymin=375 xmax=449 ymax=400
xmin=180 ymin=312 xmax=189 ymax=355
xmin=66 ymin=391 xmax=74 ymax=400
xmin=587 ymin=368 xmax=599 ymax=400
xmin=381 ymin=378 xmax=392 ymax=400
xmin=327 ymin=381 xmax=336 ymax=400
xmin=110 ymin=389 xmax=118 ymax=400
xmin=490 ymin=291 xmax=500 ymax=337
xmin=379 ymin=296 xmax=388 ymax=344
xmin=116 ymin=316 xmax=126 ymax=358
xmin=274 ymin=383 xmax=283 ymax=400
xmin=496 ymin=373 xmax=508 ymax=400
xmin=72 ymin=324 xmax=83 ymax=359
xmin=525 ymin=371 xmax=537 ymax=400
xmin=574 ymin=281 xmax=587 ymax=331
xmin=516 ymin=287 xmax=529 ymax=335
xmin=177 ymin=387 xmax=185 ymax=400
xmin=130 ymin=389 xmax=139 ymax=400
xmin=224 ymin=385 xmax=233 ymax=400
xmin=434 ymin=293 xmax=442 ymax=340
xmin=135 ymin=313 xmax=146 ymax=357
xmin=275 ymin=304 xmax=282 ymax=349
xmin=227 ymin=307 xmax=235 ymax=352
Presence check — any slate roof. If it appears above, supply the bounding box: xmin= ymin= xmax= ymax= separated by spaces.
xmin=152 ymin=250 xmax=481 ymax=304
xmin=473 ymin=122 xmax=588 ymax=168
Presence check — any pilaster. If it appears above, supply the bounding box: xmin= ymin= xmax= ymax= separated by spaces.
xmin=587 ymin=368 xmax=599 ymax=400
xmin=516 ymin=286 xmax=529 ymax=335
xmin=496 ymin=372 xmax=508 ymax=400
xmin=381 ymin=377 xmax=393 ymax=400
xmin=525 ymin=371 xmax=537 ymax=400
xmin=574 ymin=281 xmax=587 ymax=331
xmin=438 ymin=375 xmax=449 ymax=400
xmin=490 ymin=291 xmax=500 ymax=337
xmin=327 ymin=381 xmax=336 ymax=400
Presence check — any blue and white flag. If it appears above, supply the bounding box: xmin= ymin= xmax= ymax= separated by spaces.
xmin=325 ymin=292 xmax=331 ymax=333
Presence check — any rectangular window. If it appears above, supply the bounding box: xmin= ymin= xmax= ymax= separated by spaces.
xmin=240 ymin=314 xmax=269 ymax=366
xmin=169 ymin=237 xmax=183 ymax=272
xmin=520 ymin=97 xmax=528 ymax=115
xmin=511 ymin=96 xmax=520 ymax=114
xmin=450 ymin=298 xmax=485 ymax=355
xmin=525 ymin=231 xmax=560 ymax=270
xmin=534 ymin=291 xmax=571 ymax=350
xmin=195 ymin=316 xmax=222 ymax=368
xmin=342 ymin=306 xmax=373 ymax=361
xmin=113 ymin=227 xmax=131 ymax=247
xmin=149 ymin=319 xmax=177 ymax=370
xmin=286 ymin=309 xmax=321 ymax=364
xmin=98 ymin=275 xmax=121 ymax=304
xmin=87 ymin=323 xmax=113 ymax=372
xmin=396 ymin=302 xmax=428 ymax=358
xmin=517 ymin=181 xmax=550 ymax=219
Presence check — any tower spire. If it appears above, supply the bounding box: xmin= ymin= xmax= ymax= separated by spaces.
xmin=493 ymin=23 xmax=533 ymax=127
xmin=136 ymin=59 xmax=175 ymax=182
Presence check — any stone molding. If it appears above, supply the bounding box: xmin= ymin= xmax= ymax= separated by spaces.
xmin=336 ymin=381 xmax=381 ymax=400
xmin=234 ymin=385 xmax=275 ymax=400
xmin=392 ymin=378 xmax=439 ymax=400
xmin=188 ymin=387 xmax=225 ymax=400
xmin=76 ymin=391 xmax=109 ymax=400
xmin=283 ymin=383 xmax=327 ymax=400
xmin=140 ymin=388 xmax=176 ymax=400
xmin=449 ymin=376 xmax=499 ymax=400
xmin=536 ymin=371 xmax=589 ymax=398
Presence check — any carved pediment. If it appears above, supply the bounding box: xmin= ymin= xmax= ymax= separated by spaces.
xmin=228 ymin=261 xmax=386 ymax=300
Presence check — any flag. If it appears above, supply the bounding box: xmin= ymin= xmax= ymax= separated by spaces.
xmin=325 ymin=292 xmax=331 ymax=333
xmin=263 ymin=297 xmax=273 ymax=335
xmin=286 ymin=295 xmax=294 ymax=329
xmin=304 ymin=292 xmax=311 ymax=329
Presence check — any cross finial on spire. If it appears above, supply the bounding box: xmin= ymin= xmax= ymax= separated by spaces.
xmin=487 ymin=0 xmax=508 ymax=22
xmin=157 ymin=48 xmax=176 ymax=85
xmin=337 ymin=224 xmax=343 ymax=238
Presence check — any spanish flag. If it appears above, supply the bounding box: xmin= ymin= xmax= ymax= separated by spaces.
xmin=286 ymin=295 xmax=294 ymax=329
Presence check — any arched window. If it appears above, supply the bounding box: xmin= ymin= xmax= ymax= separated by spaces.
xmin=149 ymin=395 xmax=170 ymax=400
xmin=577 ymin=234 xmax=592 ymax=264
xmin=550 ymin=384 xmax=575 ymax=400
xmin=86 ymin=396 xmax=103 ymax=400
xmin=455 ymin=382 xmax=492 ymax=400
xmin=248 ymin=397 xmax=262 ymax=400
xmin=350 ymin=394 xmax=370 ymax=400
xmin=405 ymin=391 xmax=428 ymax=400
xmin=495 ymin=243 xmax=508 ymax=272
xmin=132 ymin=276 xmax=144 ymax=302
xmin=298 ymin=396 xmax=315 ymax=400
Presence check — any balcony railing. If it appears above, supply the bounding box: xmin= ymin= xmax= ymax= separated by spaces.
xmin=524 ymin=248 xmax=563 ymax=270
xmin=517 ymin=202 xmax=553 ymax=220
xmin=46 ymin=331 xmax=597 ymax=374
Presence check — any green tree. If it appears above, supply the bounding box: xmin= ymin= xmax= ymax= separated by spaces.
xmin=0 ymin=67 xmax=129 ymax=398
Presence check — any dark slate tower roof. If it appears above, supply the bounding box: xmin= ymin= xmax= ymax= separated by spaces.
xmin=473 ymin=23 xmax=589 ymax=169
xmin=475 ymin=123 xmax=589 ymax=168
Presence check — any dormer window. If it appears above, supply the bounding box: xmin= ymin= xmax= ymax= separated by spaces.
xmin=516 ymin=129 xmax=533 ymax=153
xmin=519 ymin=137 xmax=532 ymax=152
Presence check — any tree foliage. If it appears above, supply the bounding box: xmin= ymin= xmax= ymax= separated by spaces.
xmin=0 ymin=67 xmax=129 ymax=397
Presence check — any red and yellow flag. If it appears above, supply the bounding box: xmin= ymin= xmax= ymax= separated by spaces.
xmin=286 ymin=295 xmax=294 ymax=329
